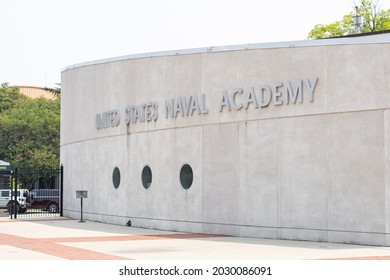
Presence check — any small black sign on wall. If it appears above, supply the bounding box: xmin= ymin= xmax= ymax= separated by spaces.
xmin=76 ymin=190 xmax=88 ymax=198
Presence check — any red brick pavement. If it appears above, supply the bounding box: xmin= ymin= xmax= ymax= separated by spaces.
xmin=0 ymin=219 xmax=224 ymax=260
xmin=0 ymin=232 xmax=130 ymax=260
xmin=321 ymin=256 xmax=390 ymax=260
xmin=2 ymin=218 xmax=390 ymax=260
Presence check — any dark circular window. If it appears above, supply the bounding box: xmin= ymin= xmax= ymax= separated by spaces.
xmin=142 ymin=165 xmax=152 ymax=189
xmin=113 ymin=167 xmax=121 ymax=189
xmin=180 ymin=164 xmax=193 ymax=189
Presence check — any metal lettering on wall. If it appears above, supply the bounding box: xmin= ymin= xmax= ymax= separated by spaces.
xmin=219 ymin=78 xmax=318 ymax=112
xmin=96 ymin=110 xmax=120 ymax=130
xmin=95 ymin=77 xmax=319 ymax=129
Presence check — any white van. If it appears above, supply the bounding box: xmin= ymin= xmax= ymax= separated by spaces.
xmin=0 ymin=189 xmax=11 ymax=208
xmin=10 ymin=189 xmax=29 ymax=213
xmin=0 ymin=189 xmax=29 ymax=212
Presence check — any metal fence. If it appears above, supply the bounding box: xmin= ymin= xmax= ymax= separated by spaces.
xmin=8 ymin=166 xmax=63 ymax=219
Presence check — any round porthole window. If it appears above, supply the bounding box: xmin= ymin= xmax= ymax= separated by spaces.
xmin=142 ymin=165 xmax=152 ymax=189
xmin=113 ymin=167 xmax=121 ymax=189
xmin=180 ymin=164 xmax=193 ymax=189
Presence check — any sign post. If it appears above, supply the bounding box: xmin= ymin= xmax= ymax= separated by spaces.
xmin=76 ymin=190 xmax=88 ymax=223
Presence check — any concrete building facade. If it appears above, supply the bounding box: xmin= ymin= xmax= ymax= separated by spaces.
xmin=61 ymin=34 xmax=390 ymax=246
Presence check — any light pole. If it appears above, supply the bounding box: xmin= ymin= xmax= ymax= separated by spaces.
xmin=353 ymin=6 xmax=363 ymax=34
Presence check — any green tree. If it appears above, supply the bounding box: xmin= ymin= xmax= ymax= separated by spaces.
xmin=42 ymin=83 xmax=61 ymax=98
xmin=0 ymin=85 xmax=60 ymax=188
xmin=308 ymin=14 xmax=354 ymax=39
xmin=308 ymin=0 xmax=390 ymax=39
xmin=0 ymin=83 xmax=25 ymax=113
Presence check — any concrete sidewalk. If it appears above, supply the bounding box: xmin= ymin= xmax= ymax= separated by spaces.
xmin=1 ymin=216 xmax=390 ymax=260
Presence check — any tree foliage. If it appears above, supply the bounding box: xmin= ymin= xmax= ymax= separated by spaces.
xmin=308 ymin=0 xmax=390 ymax=39
xmin=42 ymin=83 xmax=61 ymax=98
xmin=308 ymin=14 xmax=354 ymax=39
xmin=359 ymin=0 xmax=390 ymax=31
xmin=0 ymin=83 xmax=24 ymax=113
xmin=0 ymin=84 xmax=60 ymax=187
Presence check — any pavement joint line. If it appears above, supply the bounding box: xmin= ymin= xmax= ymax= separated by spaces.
xmin=37 ymin=233 xmax=226 ymax=243
xmin=0 ymin=218 xmax=75 ymax=222
xmin=0 ymin=217 xmax=75 ymax=223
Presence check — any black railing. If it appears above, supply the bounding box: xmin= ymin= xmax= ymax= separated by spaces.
xmin=9 ymin=166 xmax=63 ymax=219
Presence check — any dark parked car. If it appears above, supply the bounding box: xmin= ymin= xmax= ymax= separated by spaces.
xmin=28 ymin=189 xmax=60 ymax=213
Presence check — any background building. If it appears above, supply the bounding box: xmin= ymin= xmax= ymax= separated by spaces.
xmin=18 ymin=86 xmax=55 ymax=100
xmin=0 ymin=160 xmax=10 ymax=190
xmin=61 ymin=34 xmax=390 ymax=246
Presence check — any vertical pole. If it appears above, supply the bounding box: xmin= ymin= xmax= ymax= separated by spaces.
xmin=10 ymin=171 xmax=13 ymax=219
xmin=81 ymin=197 xmax=83 ymax=221
xmin=79 ymin=197 xmax=85 ymax=223
xmin=14 ymin=167 xmax=18 ymax=219
xmin=60 ymin=165 xmax=64 ymax=217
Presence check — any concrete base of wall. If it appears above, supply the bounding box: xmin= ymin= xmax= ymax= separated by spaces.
xmin=63 ymin=210 xmax=389 ymax=246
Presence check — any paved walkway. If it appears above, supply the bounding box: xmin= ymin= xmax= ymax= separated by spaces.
xmin=1 ymin=216 xmax=390 ymax=260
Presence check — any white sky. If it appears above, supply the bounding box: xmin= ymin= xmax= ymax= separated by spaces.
xmin=0 ymin=0 xmax=383 ymax=88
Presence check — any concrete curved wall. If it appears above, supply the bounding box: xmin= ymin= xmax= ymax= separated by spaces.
xmin=61 ymin=35 xmax=390 ymax=246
